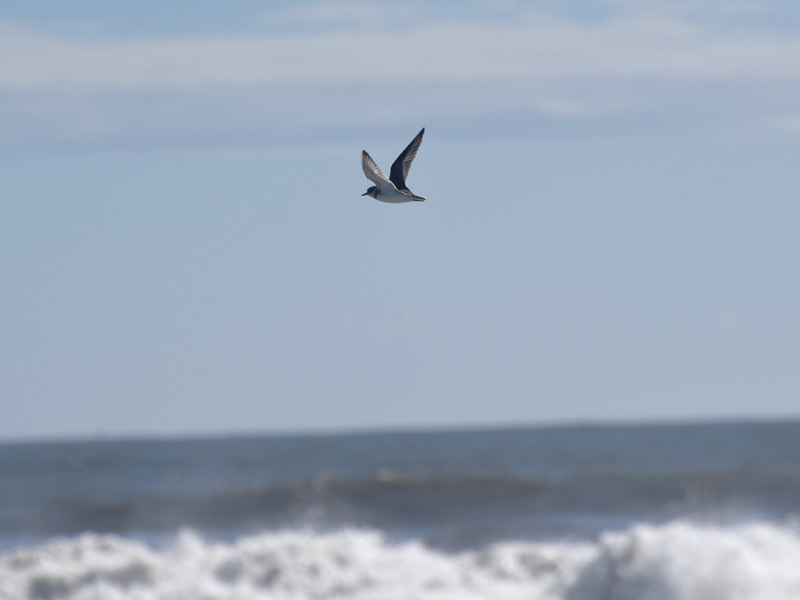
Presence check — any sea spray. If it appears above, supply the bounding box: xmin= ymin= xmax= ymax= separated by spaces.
xmin=3 ymin=520 xmax=800 ymax=600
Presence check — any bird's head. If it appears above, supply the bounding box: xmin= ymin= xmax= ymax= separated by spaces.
xmin=362 ymin=186 xmax=379 ymax=199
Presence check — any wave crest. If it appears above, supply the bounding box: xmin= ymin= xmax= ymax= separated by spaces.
xmin=2 ymin=520 xmax=800 ymax=600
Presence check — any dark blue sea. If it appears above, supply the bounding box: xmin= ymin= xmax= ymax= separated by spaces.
xmin=2 ymin=420 xmax=800 ymax=599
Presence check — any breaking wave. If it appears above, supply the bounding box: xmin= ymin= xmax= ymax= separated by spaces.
xmin=2 ymin=519 xmax=800 ymax=600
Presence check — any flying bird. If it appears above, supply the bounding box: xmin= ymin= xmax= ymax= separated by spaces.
xmin=361 ymin=128 xmax=426 ymax=203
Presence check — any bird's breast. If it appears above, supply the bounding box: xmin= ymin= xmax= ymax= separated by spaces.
xmin=375 ymin=187 xmax=417 ymax=203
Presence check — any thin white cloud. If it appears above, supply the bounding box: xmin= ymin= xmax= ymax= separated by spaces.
xmin=2 ymin=3 xmax=800 ymax=148
xmin=599 ymin=0 xmax=775 ymax=18
xmin=3 ymin=13 xmax=800 ymax=91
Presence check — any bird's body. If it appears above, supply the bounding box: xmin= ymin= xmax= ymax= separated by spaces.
xmin=362 ymin=128 xmax=426 ymax=203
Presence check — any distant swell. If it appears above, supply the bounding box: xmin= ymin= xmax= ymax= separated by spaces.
xmin=7 ymin=471 xmax=798 ymax=539
xmin=2 ymin=520 xmax=800 ymax=600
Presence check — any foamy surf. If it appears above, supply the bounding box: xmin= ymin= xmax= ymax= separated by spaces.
xmin=2 ymin=520 xmax=800 ymax=600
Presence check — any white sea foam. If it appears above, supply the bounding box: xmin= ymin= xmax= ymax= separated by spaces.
xmin=2 ymin=520 xmax=800 ymax=600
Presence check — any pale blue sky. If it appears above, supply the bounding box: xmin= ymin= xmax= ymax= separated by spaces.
xmin=2 ymin=1 xmax=800 ymax=440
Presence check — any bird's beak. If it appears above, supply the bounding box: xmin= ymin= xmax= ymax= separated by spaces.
xmin=361 ymin=192 xmax=368 ymax=196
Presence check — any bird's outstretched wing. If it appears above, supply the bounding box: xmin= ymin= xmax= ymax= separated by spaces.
xmin=362 ymin=151 xmax=393 ymax=188
xmin=389 ymin=128 xmax=425 ymax=191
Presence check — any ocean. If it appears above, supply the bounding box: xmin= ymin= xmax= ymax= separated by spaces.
xmin=1 ymin=420 xmax=800 ymax=599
